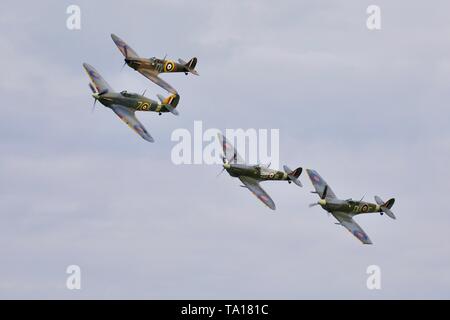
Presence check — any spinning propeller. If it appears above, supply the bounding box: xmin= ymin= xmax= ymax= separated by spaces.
xmin=309 ymin=185 xmax=328 ymax=207
xmin=216 ymin=156 xmax=228 ymax=178
xmin=121 ymin=46 xmax=129 ymax=71
xmin=89 ymin=83 xmax=108 ymax=113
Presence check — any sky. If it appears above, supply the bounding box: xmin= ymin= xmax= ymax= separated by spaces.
xmin=1 ymin=0 xmax=450 ymax=299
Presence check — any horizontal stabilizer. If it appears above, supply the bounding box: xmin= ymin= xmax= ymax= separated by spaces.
xmin=156 ymin=94 xmax=165 ymax=103
xmin=383 ymin=207 xmax=396 ymax=220
xmin=164 ymin=103 xmax=179 ymax=116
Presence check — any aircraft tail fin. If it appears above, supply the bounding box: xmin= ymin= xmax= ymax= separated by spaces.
xmin=384 ymin=198 xmax=395 ymax=209
xmin=283 ymin=165 xmax=303 ymax=187
xmin=179 ymin=57 xmax=199 ymax=75
xmin=157 ymin=93 xmax=180 ymax=115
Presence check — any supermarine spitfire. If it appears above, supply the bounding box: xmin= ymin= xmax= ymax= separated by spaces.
xmin=217 ymin=133 xmax=302 ymax=210
xmin=83 ymin=63 xmax=180 ymax=142
xmin=111 ymin=34 xmax=199 ymax=94
xmin=306 ymin=169 xmax=396 ymax=244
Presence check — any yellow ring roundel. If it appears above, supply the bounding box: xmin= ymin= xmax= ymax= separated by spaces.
xmin=164 ymin=60 xmax=175 ymax=72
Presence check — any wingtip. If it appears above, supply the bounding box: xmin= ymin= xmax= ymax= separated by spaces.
xmin=143 ymin=135 xmax=155 ymax=143
xmin=268 ymin=201 xmax=276 ymax=210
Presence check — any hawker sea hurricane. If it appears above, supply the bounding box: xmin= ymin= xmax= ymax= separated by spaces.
xmin=83 ymin=63 xmax=180 ymax=143
xmin=111 ymin=33 xmax=198 ymax=94
xmin=307 ymin=169 xmax=396 ymax=244
xmin=217 ymin=133 xmax=302 ymax=210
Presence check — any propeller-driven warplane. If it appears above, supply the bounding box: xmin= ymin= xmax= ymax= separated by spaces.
xmin=83 ymin=63 xmax=180 ymax=143
xmin=111 ymin=34 xmax=198 ymax=94
xmin=306 ymin=169 xmax=396 ymax=244
xmin=217 ymin=133 xmax=302 ymax=210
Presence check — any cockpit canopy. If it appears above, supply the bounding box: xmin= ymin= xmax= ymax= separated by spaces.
xmin=120 ymin=90 xmax=138 ymax=98
xmin=149 ymin=57 xmax=162 ymax=63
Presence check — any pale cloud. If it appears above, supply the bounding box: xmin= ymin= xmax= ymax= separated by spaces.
xmin=0 ymin=0 xmax=449 ymax=299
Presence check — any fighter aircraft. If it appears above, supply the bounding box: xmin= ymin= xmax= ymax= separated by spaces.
xmin=111 ymin=34 xmax=198 ymax=94
xmin=217 ymin=133 xmax=302 ymax=210
xmin=83 ymin=63 xmax=180 ymax=143
xmin=306 ymin=169 xmax=396 ymax=244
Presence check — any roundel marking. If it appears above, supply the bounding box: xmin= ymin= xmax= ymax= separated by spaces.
xmin=164 ymin=61 xmax=175 ymax=72
xmin=353 ymin=230 xmax=368 ymax=241
xmin=361 ymin=204 xmax=369 ymax=212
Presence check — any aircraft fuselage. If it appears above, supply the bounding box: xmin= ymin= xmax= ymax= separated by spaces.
xmin=225 ymin=163 xmax=288 ymax=181
xmin=125 ymin=57 xmax=187 ymax=74
xmin=320 ymin=199 xmax=381 ymax=216
xmin=95 ymin=91 xmax=170 ymax=113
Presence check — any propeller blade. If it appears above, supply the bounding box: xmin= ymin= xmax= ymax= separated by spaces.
xmin=321 ymin=185 xmax=328 ymax=200
xmin=91 ymin=98 xmax=97 ymax=113
xmin=216 ymin=167 xmax=225 ymax=177
xmin=309 ymin=203 xmax=319 ymax=208
xmin=359 ymin=193 xmax=366 ymax=202
xmin=142 ymin=89 xmax=146 ymax=96
xmin=121 ymin=60 xmax=127 ymax=71
xmin=98 ymin=88 xmax=108 ymax=95
xmin=88 ymin=83 xmax=97 ymax=94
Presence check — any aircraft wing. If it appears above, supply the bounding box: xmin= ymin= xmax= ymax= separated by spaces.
xmin=83 ymin=63 xmax=113 ymax=93
xmin=306 ymin=169 xmax=337 ymax=199
xmin=239 ymin=176 xmax=276 ymax=210
xmin=111 ymin=34 xmax=139 ymax=59
xmin=217 ymin=133 xmax=245 ymax=164
xmin=139 ymin=69 xmax=178 ymax=95
xmin=332 ymin=212 xmax=373 ymax=245
xmin=110 ymin=105 xmax=154 ymax=143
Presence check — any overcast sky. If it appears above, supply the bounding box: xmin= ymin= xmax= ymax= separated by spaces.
xmin=1 ymin=0 xmax=450 ymax=299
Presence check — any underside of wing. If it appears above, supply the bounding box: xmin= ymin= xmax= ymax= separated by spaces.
xmin=110 ymin=105 xmax=154 ymax=142
xmin=332 ymin=212 xmax=372 ymax=245
xmin=83 ymin=63 xmax=113 ymax=93
xmin=139 ymin=70 xmax=177 ymax=94
xmin=111 ymin=34 xmax=139 ymax=59
xmin=217 ymin=133 xmax=244 ymax=164
xmin=306 ymin=169 xmax=337 ymax=199
xmin=239 ymin=176 xmax=276 ymax=210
